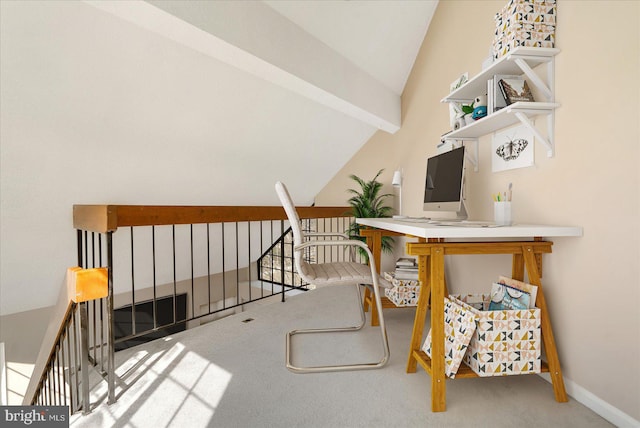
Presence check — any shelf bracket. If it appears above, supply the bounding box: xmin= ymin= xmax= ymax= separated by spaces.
xmin=514 ymin=58 xmax=552 ymax=100
xmin=514 ymin=111 xmax=554 ymax=157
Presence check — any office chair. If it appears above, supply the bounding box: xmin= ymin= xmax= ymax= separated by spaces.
xmin=275 ymin=181 xmax=390 ymax=373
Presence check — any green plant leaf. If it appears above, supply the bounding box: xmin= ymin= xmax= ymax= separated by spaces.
xmin=345 ymin=169 xmax=395 ymax=259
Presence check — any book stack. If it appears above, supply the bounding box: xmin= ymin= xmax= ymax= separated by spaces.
xmin=394 ymin=257 xmax=419 ymax=280
xmin=487 ymin=75 xmax=535 ymax=115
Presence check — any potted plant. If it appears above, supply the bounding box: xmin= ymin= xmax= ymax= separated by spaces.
xmin=460 ymin=101 xmax=475 ymax=126
xmin=345 ymin=169 xmax=394 ymax=260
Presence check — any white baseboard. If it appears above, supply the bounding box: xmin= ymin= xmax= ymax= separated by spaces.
xmin=538 ymin=373 xmax=640 ymax=427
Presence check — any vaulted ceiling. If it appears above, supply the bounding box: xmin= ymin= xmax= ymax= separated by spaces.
xmin=2 ymin=0 xmax=437 ymax=205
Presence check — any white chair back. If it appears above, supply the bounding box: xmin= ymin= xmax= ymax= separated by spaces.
xmin=275 ymin=181 xmax=307 ymax=279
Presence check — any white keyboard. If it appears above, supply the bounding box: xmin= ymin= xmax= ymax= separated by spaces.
xmin=398 ymin=218 xmax=502 ymax=227
xmin=398 ymin=217 xmax=438 ymax=223
xmin=436 ymin=220 xmax=502 ymax=228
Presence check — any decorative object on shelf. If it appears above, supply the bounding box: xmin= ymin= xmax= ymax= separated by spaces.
xmin=499 ymin=78 xmax=535 ymax=104
xmin=345 ymin=169 xmax=394 ymax=260
xmin=490 ymin=74 xmax=519 ymax=113
xmin=472 ymin=95 xmax=488 ymax=119
xmin=461 ymin=101 xmax=476 ymax=125
xmin=492 ymin=0 xmax=557 ymax=59
xmin=453 ymin=116 xmax=466 ymax=131
xmin=448 ymin=73 xmax=468 ymax=128
xmin=391 ymin=169 xmax=404 ymax=218
xmin=492 ymin=124 xmax=534 ymax=172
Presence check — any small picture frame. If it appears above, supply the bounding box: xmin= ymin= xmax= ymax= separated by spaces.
xmin=492 ymin=124 xmax=534 ymax=172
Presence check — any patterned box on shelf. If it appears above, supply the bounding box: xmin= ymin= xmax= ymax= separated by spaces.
xmin=383 ymin=272 xmax=421 ymax=307
xmin=450 ymin=294 xmax=541 ymax=377
xmin=492 ymin=0 xmax=557 ymax=58
xmin=422 ymin=297 xmax=478 ymax=378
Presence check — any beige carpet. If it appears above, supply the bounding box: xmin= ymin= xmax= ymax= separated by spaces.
xmin=71 ymin=285 xmax=612 ymax=428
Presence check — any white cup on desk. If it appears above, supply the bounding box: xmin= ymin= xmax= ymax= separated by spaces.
xmin=494 ymin=201 xmax=512 ymax=226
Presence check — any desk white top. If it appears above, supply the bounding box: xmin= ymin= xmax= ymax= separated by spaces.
xmin=356 ymin=218 xmax=583 ymax=240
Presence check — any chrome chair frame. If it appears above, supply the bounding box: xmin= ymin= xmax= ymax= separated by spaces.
xmin=275 ymin=181 xmax=390 ymax=373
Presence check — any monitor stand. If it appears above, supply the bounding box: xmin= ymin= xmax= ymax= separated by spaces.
xmin=455 ymin=198 xmax=469 ymax=221
xmin=397 ymin=200 xmax=469 ymax=223
xmin=432 ymin=198 xmax=468 ymax=222
xmin=405 ymin=200 xmax=469 ymax=224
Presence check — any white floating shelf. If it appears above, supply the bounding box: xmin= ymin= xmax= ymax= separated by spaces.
xmin=445 ymin=102 xmax=559 ymax=139
xmin=441 ymin=47 xmax=560 ymax=103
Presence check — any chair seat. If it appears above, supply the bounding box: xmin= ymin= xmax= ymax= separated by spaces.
xmin=301 ymin=261 xmax=391 ymax=288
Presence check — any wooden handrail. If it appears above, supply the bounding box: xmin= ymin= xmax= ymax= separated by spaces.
xmin=23 ymin=286 xmax=77 ymax=405
xmin=73 ymin=205 xmax=351 ymax=233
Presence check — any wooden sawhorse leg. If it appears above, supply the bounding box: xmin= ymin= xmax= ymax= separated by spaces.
xmin=360 ymin=227 xmax=404 ymax=326
xmin=518 ymin=245 xmax=568 ymax=403
xmin=406 ymin=240 xmax=447 ymax=412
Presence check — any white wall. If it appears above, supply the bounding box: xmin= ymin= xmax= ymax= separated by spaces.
xmin=317 ymin=0 xmax=640 ymax=424
xmin=0 ymin=0 xmax=376 ymax=316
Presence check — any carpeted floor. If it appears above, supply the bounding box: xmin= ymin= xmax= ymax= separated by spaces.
xmin=71 ymin=285 xmax=613 ymax=428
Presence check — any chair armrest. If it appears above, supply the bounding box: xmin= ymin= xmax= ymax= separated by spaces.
xmin=295 ymin=239 xmax=368 ymax=251
xmin=304 ymin=232 xmax=354 ymax=260
xmin=305 ymin=232 xmax=349 ymax=240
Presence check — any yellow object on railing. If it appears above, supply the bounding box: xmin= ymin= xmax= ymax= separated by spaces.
xmin=66 ymin=267 xmax=108 ymax=303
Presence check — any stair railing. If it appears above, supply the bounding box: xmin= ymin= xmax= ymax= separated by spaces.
xmin=24 ymin=204 xmax=351 ymax=415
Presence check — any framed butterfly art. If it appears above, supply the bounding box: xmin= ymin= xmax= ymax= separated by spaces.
xmin=491 ymin=124 xmax=534 ymax=172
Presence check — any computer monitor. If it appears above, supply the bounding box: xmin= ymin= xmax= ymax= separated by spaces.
xmin=423 ymin=146 xmax=468 ymax=220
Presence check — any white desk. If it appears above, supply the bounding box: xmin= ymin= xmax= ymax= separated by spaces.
xmin=355 ymin=218 xmax=582 ymax=412
xmin=357 ymin=218 xmax=582 ymax=240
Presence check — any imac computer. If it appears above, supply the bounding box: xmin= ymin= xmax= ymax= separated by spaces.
xmin=423 ymin=146 xmax=468 ymax=220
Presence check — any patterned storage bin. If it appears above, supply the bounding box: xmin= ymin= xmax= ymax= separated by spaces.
xmin=451 ymin=294 xmax=541 ymax=377
xmin=422 ymin=296 xmax=478 ymax=378
xmin=493 ymin=0 xmax=557 ymax=58
xmin=383 ymin=272 xmax=421 ymax=307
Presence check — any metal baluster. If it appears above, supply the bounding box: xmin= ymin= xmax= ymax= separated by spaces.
xmin=106 ymin=231 xmax=115 ymax=405
xmin=222 ymin=223 xmax=226 ymax=306
xmin=79 ymin=302 xmax=90 ymax=415
xmin=130 ymin=227 xmax=136 ymax=336
xmin=207 ymin=224 xmax=211 ymax=315
xmin=172 ymin=225 xmax=177 ymax=325
xmin=247 ymin=221 xmax=252 ymax=302
xmin=190 ymin=224 xmax=195 ymax=319
xmin=235 ymin=223 xmax=239 ymax=308
xmin=152 ymin=226 xmax=157 ymax=330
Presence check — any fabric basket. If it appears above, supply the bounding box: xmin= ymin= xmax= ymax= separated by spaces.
xmin=383 ymin=272 xmax=420 ymax=307
xmin=422 ymin=296 xmax=478 ymax=378
xmin=451 ymin=294 xmax=541 ymax=377
xmin=493 ymin=0 xmax=557 ymax=58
